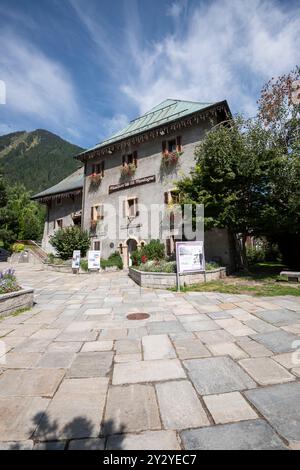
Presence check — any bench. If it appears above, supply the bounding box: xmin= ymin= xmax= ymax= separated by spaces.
xmin=280 ymin=271 xmax=300 ymax=283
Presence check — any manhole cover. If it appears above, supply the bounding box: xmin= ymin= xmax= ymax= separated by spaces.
xmin=127 ymin=313 xmax=150 ymax=320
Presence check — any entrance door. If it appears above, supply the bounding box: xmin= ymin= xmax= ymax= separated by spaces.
xmin=127 ymin=238 xmax=137 ymax=267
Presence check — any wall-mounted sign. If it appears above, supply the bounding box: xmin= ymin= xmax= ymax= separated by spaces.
xmin=109 ymin=175 xmax=156 ymax=194
xmin=176 ymin=241 xmax=205 ymax=274
xmin=72 ymin=250 xmax=81 ymax=269
xmin=88 ymin=250 xmax=101 ymax=270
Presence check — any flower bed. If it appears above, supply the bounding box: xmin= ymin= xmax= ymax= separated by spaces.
xmin=129 ymin=265 xmax=226 ymax=288
xmin=0 ymin=269 xmax=34 ymax=318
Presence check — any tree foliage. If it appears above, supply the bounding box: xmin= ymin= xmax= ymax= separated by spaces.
xmin=49 ymin=226 xmax=90 ymax=260
xmin=0 ymin=173 xmax=45 ymax=248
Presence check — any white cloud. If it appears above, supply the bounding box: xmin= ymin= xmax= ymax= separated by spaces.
xmin=0 ymin=30 xmax=79 ymax=125
xmin=118 ymin=0 xmax=300 ymax=116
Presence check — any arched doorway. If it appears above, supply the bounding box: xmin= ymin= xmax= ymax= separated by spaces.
xmin=126 ymin=238 xmax=138 ymax=267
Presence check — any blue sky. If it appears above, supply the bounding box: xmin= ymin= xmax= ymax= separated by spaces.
xmin=0 ymin=0 xmax=299 ymax=149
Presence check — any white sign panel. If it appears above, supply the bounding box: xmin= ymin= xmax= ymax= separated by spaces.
xmin=72 ymin=250 xmax=81 ymax=269
xmin=88 ymin=250 xmax=101 ymax=270
xmin=176 ymin=241 xmax=205 ymax=274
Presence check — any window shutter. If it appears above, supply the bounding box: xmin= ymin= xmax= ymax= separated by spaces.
xmin=91 ymin=206 xmax=94 ymax=221
xmin=122 ymin=155 xmax=126 ymax=166
xmin=164 ymin=192 xmax=169 ymax=204
xmin=101 ymin=161 xmax=105 ymax=176
xmin=122 ymin=200 xmax=126 ymax=218
xmin=176 ymin=136 xmax=182 ymax=151
xmin=133 ymin=151 xmax=138 ymax=167
xmin=99 ymin=204 xmax=104 ymax=219
xmin=91 ymin=164 xmax=95 ymax=174
xmin=135 ymin=198 xmax=139 ymax=216
xmin=162 ymin=141 xmax=167 ymax=154
xmin=166 ymin=238 xmax=171 ymax=256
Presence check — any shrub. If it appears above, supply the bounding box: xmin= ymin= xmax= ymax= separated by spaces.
xmin=136 ymin=260 xmax=176 ymax=273
xmin=246 ymin=247 xmax=266 ymax=265
xmin=47 ymin=253 xmax=55 ymax=264
xmin=49 ymin=226 xmax=90 ymax=260
xmin=101 ymin=251 xmax=123 ymax=270
xmin=12 ymin=243 xmax=25 ymax=253
xmin=80 ymin=259 xmax=88 ymax=271
xmin=131 ymin=249 xmax=142 ymax=266
xmin=0 ymin=268 xmax=20 ymax=294
xmin=205 ymin=261 xmax=220 ymax=271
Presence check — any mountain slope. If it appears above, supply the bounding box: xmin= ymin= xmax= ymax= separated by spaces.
xmin=0 ymin=129 xmax=84 ymax=193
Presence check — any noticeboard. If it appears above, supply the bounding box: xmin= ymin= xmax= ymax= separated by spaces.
xmin=72 ymin=250 xmax=81 ymax=269
xmin=88 ymin=250 xmax=101 ymax=270
xmin=176 ymin=241 xmax=205 ymax=274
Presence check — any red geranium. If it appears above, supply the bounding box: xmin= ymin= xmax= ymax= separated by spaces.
xmin=141 ymin=255 xmax=147 ymax=264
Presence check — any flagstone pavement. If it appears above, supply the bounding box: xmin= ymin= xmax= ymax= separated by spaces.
xmin=0 ymin=263 xmax=300 ymax=450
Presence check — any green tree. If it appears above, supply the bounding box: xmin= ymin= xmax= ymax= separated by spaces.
xmin=177 ymin=117 xmax=298 ymax=268
xmin=50 ymin=226 xmax=91 ymax=260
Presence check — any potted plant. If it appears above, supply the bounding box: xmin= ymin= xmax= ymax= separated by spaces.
xmin=89 ymin=173 xmax=102 ymax=185
xmin=162 ymin=150 xmax=183 ymax=165
xmin=121 ymin=162 xmax=136 ymax=177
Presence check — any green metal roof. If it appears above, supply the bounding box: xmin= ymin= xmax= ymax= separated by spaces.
xmin=78 ymin=99 xmax=220 ymax=156
xmin=32 ymin=167 xmax=83 ymax=200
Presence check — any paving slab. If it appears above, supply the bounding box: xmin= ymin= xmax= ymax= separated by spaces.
xmin=203 ymin=391 xmax=258 ymax=424
xmin=245 ymin=381 xmax=300 ymax=445
xmin=99 ymin=329 xmax=128 ymax=340
xmin=0 ymin=368 xmax=65 ymax=397
xmin=244 ymin=318 xmax=278 ymax=333
xmin=114 ymin=353 xmax=142 ymax=363
xmin=180 ymin=419 xmax=286 ymax=450
xmin=14 ymin=338 xmax=51 ymax=353
xmin=273 ymin=352 xmax=300 ymax=369
xmin=183 ymin=320 xmax=220 ymax=332
xmin=196 ymin=330 xmax=235 ymax=345
xmin=106 ymin=430 xmax=181 ymax=450
xmin=147 ymin=321 xmax=184 ymax=335
xmin=112 ymin=359 xmax=186 ymax=385
xmin=156 ymin=380 xmax=210 ymax=429
xmin=142 ymin=335 xmax=176 ymax=360
xmin=173 ymin=339 xmax=210 ymax=359
xmin=239 ymin=357 xmax=295 ymax=385
xmin=68 ymin=438 xmax=105 ymax=450
xmin=251 ymin=330 xmax=300 ymax=353
xmin=215 ymin=319 xmax=256 ymax=337
xmin=207 ymin=342 xmax=248 ymax=360
xmin=0 ymin=396 xmax=50 ymax=441
xmin=115 ymin=339 xmax=141 ymax=354
xmin=36 ymin=352 xmax=76 ymax=369
xmin=184 ymin=357 xmax=256 ymax=395
xmin=103 ymin=384 xmax=160 ymax=434
xmin=83 ymin=308 xmax=112 ymax=316
xmin=67 ymin=352 xmax=114 ymax=378
xmin=31 ymin=329 xmax=61 ymax=340
xmin=34 ymin=441 xmax=66 ymax=450
xmin=253 ymin=309 xmax=300 ymax=326
xmin=35 ymin=378 xmax=108 ymax=440
xmin=2 ymin=351 xmax=42 ymax=369
xmin=46 ymin=341 xmax=82 ymax=353
xmin=81 ymin=341 xmax=114 ymax=352
xmin=237 ymin=338 xmax=273 ymax=357
xmin=282 ymin=323 xmax=300 ymax=335
xmin=0 ymin=440 xmax=34 ymax=450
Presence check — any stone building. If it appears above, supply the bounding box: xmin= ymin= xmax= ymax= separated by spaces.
xmin=33 ymin=98 xmax=236 ymax=268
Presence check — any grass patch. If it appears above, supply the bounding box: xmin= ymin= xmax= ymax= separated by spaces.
xmin=176 ymin=280 xmax=300 ymax=296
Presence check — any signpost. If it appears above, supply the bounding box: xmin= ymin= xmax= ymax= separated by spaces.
xmin=72 ymin=250 xmax=81 ymax=274
xmin=175 ymin=241 xmax=205 ymax=291
xmin=88 ymin=250 xmax=101 ymax=271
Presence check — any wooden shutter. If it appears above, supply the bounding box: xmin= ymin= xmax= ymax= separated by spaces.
xmin=133 ymin=151 xmax=138 ymax=167
xmin=164 ymin=192 xmax=169 ymax=204
xmin=162 ymin=141 xmax=167 ymax=154
xmin=91 ymin=206 xmax=95 ymax=221
xmin=166 ymin=238 xmax=171 ymax=256
xmin=101 ymin=161 xmax=105 ymax=176
xmin=176 ymin=136 xmax=182 ymax=152
xmin=91 ymin=164 xmax=95 ymax=174
xmin=99 ymin=204 xmax=104 ymax=220
xmin=122 ymin=155 xmax=126 ymax=166
xmin=135 ymin=198 xmax=139 ymax=216
xmin=122 ymin=200 xmax=126 ymax=218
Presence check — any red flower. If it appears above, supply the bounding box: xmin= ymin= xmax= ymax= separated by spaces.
xmin=141 ymin=255 xmax=147 ymax=264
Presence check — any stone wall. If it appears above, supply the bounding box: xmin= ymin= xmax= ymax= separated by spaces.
xmin=0 ymin=288 xmax=34 ymax=318
xmin=129 ymin=267 xmax=226 ymax=289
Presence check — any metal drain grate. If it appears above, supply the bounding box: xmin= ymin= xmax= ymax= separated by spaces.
xmin=126 ymin=313 xmax=150 ymax=320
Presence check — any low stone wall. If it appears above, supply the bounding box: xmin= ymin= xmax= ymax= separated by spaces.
xmin=129 ymin=267 xmax=226 ymax=288
xmin=44 ymin=263 xmax=72 ymax=273
xmin=0 ymin=288 xmax=34 ymax=318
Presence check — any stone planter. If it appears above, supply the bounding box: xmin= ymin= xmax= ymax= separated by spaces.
xmin=129 ymin=267 xmax=226 ymax=289
xmin=0 ymin=288 xmax=34 ymax=318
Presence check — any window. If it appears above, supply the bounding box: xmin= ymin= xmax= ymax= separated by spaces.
xmin=91 ymin=204 xmax=104 ymax=221
xmin=93 ymin=240 xmax=101 ymax=251
xmin=55 ymin=219 xmax=63 ymax=229
xmin=92 ymin=161 xmax=105 ymax=176
xmin=122 ymin=151 xmax=138 ymax=167
xmin=123 ymin=197 xmax=139 ymax=218
xmin=162 ymin=136 xmax=182 ymax=154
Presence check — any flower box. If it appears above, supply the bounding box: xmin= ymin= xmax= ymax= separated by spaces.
xmin=89 ymin=173 xmax=102 ymax=185
xmin=121 ymin=163 xmax=136 ymax=177
xmin=162 ymin=150 xmax=183 ymax=165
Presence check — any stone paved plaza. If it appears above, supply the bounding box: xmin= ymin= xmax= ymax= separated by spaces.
xmin=0 ymin=264 xmax=300 ymax=450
